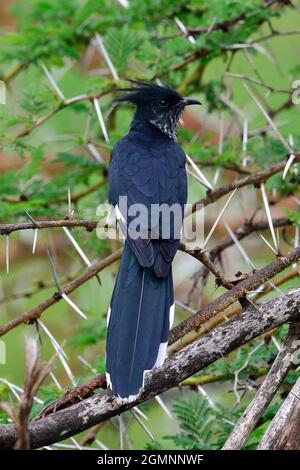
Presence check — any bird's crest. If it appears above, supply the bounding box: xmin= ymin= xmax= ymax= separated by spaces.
xmin=114 ymin=80 xmax=182 ymax=106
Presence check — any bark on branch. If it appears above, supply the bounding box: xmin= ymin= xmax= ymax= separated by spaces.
xmin=258 ymin=375 xmax=300 ymax=450
xmin=222 ymin=321 xmax=300 ymax=450
xmin=0 ymin=287 xmax=299 ymax=449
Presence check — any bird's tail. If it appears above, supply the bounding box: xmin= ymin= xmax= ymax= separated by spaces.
xmin=106 ymin=241 xmax=174 ymax=401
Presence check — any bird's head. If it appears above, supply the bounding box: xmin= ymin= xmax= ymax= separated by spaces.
xmin=115 ymin=80 xmax=201 ymax=141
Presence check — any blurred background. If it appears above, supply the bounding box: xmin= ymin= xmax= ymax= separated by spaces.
xmin=0 ymin=0 xmax=299 ymax=450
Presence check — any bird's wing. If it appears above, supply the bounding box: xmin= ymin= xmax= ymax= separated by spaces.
xmin=108 ymin=134 xmax=187 ymax=269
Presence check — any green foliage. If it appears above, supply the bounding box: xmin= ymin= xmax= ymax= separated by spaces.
xmin=71 ymin=317 xmax=106 ymax=348
xmin=0 ymin=0 xmax=299 ymax=451
xmin=105 ymin=27 xmax=142 ymax=72
xmin=166 ymin=393 xmax=222 ymax=449
xmin=287 ymin=208 xmax=300 ymax=227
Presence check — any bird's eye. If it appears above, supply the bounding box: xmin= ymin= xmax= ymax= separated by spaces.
xmin=159 ymin=99 xmax=167 ymax=107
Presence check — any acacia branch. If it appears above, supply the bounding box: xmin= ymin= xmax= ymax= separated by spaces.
xmin=175 ymin=264 xmax=300 ymax=354
xmin=209 ymin=217 xmax=291 ymax=260
xmin=0 ymin=238 xmax=298 ymax=341
xmin=0 ymin=287 xmax=299 ymax=449
xmin=35 ymin=250 xmax=300 ymax=420
xmin=169 ymin=246 xmax=300 ymax=344
xmin=0 ymin=250 xmax=122 ymax=337
xmin=258 ymin=375 xmax=300 ymax=450
xmin=189 ymin=153 xmax=300 ymax=214
xmin=223 ymin=322 xmax=300 ymax=450
xmin=12 ymin=89 xmax=115 ymax=141
xmin=0 ymin=219 xmax=101 ymax=236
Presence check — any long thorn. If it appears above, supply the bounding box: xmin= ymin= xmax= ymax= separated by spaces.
xmin=259 ymin=234 xmax=278 ymax=255
xmin=41 ymin=64 xmax=65 ymax=101
xmin=260 ymin=183 xmax=278 ymax=254
xmin=61 ymin=293 xmax=87 ymax=320
xmin=94 ymin=33 xmax=119 ymax=81
xmin=93 ymin=98 xmax=109 ymax=143
xmin=224 ymin=222 xmax=255 ymax=270
xmin=203 ymin=188 xmax=237 ymax=249
xmin=186 ymin=154 xmax=213 ymax=190
xmin=5 ymin=236 xmax=9 ymax=275
xmin=244 ymin=83 xmax=292 ymax=154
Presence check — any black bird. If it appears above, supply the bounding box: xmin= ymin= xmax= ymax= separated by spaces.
xmin=106 ymin=81 xmax=201 ymax=401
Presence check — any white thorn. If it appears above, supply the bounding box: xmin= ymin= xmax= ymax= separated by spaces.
xmin=38 ymin=319 xmax=69 ymax=360
xmin=63 ymin=227 xmax=91 ymax=267
xmin=50 ymin=372 xmax=63 ymax=391
xmin=202 ymin=188 xmax=237 ymax=249
xmin=155 ymin=395 xmax=173 ymax=418
xmin=70 ymin=437 xmax=82 ymax=450
xmin=271 ymin=335 xmax=281 ymax=352
xmin=224 ymin=222 xmax=256 ymax=270
xmin=174 ymin=17 xmax=196 ymax=44
xmin=133 ymin=406 xmax=149 ymax=421
xmin=58 ymin=350 xmax=76 ymax=386
xmin=41 ymin=64 xmax=65 ymax=101
xmin=283 ymin=154 xmax=296 ymax=180
xmin=218 ymin=111 xmax=224 ymax=155
xmin=5 ymin=236 xmax=9 ymax=275
xmin=131 ymin=409 xmax=155 ymax=441
xmin=94 ymin=33 xmax=119 ymax=81
xmin=219 ymin=93 xmax=246 ymax=119
xmin=117 ymin=0 xmax=129 ymax=7
xmin=32 ymin=228 xmax=38 ymax=254
xmin=260 ymin=183 xmax=278 ymax=254
xmin=86 ymin=142 xmax=104 ymax=164
xmin=0 ymin=377 xmax=43 ymax=404
xmin=186 ymin=154 xmax=213 ymax=190
xmin=213 ymin=168 xmax=220 ymax=185
xmin=242 ymin=118 xmax=248 ymax=152
xmin=68 ymin=187 xmax=72 ymax=215
xmin=244 ymin=83 xmax=292 ymax=154
xmin=61 ymin=293 xmax=87 ymax=320
xmin=197 ymin=385 xmax=217 ymax=410
xmin=186 ymin=168 xmax=212 ymax=190
xmin=77 ymin=355 xmax=98 ymax=374
xmin=259 ymin=234 xmax=278 ymax=256
xmin=175 ymin=300 xmax=197 ymax=314
xmin=93 ymin=98 xmax=109 ymax=143
xmin=118 ymin=415 xmax=124 ymax=450
xmin=95 ymin=439 xmax=109 ymax=450
xmin=0 ymin=377 xmax=20 ymax=401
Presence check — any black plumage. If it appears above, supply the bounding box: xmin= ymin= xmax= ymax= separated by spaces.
xmin=106 ymin=81 xmax=200 ymax=400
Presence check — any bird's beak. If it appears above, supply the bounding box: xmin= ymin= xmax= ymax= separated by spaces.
xmin=181 ymin=97 xmax=202 ymax=107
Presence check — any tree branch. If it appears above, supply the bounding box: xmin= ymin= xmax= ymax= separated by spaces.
xmin=169 ymin=247 xmax=300 ymax=344
xmin=0 ymin=250 xmax=122 ymax=337
xmin=222 ymin=321 xmax=300 ymax=450
xmin=188 ymin=153 xmax=300 ymax=214
xmin=0 ymin=287 xmax=299 ymax=449
xmin=258 ymin=375 xmax=300 ymax=450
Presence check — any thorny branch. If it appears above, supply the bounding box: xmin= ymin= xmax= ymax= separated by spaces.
xmin=0 ymin=0 xmax=299 ymax=449
xmin=189 ymin=153 xmax=300 ymax=214
xmin=0 ymin=250 xmax=122 ymax=337
xmin=0 ymin=287 xmax=299 ymax=449
xmin=258 ymin=375 xmax=300 ymax=450
xmin=169 ymin=246 xmax=300 ymax=344
xmin=223 ymin=322 xmax=300 ymax=450
xmin=34 ymin=247 xmax=300 ymax=420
